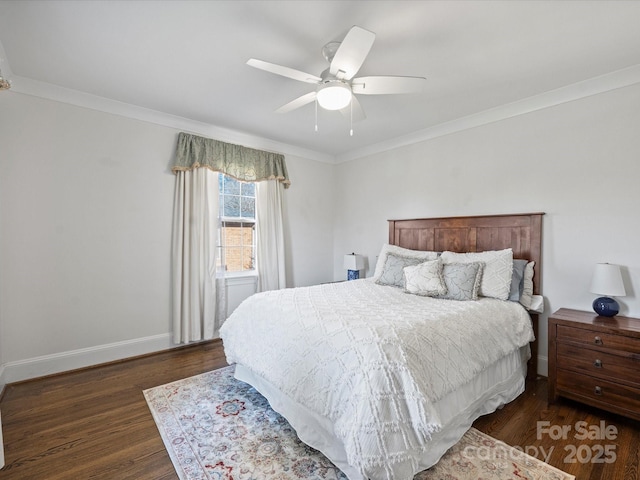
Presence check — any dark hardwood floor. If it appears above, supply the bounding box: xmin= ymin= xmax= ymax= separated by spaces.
xmin=0 ymin=340 xmax=228 ymax=480
xmin=0 ymin=340 xmax=638 ymax=479
xmin=473 ymin=376 xmax=640 ymax=479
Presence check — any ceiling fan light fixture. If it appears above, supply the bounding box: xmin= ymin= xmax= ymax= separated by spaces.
xmin=317 ymin=81 xmax=351 ymax=110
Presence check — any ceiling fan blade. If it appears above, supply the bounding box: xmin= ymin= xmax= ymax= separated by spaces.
xmin=275 ymin=91 xmax=317 ymax=113
xmin=339 ymin=95 xmax=366 ymax=123
xmin=247 ymin=59 xmax=322 ymax=84
xmin=352 ymin=76 xmax=426 ymax=95
xmin=330 ymin=26 xmax=375 ymax=80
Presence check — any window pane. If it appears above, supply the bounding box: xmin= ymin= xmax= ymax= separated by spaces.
xmin=242 ymin=246 xmax=254 ymax=270
xmin=223 ymin=195 xmax=240 ymax=217
xmin=240 ymin=196 xmax=255 ymax=219
xmin=220 ymin=222 xmax=255 ymax=272
xmin=225 ymin=246 xmax=242 ymax=272
xmin=218 ymin=175 xmax=257 ymax=273
xmin=223 ymin=175 xmax=240 ymax=195
xmin=241 ymin=182 xmax=255 ymax=197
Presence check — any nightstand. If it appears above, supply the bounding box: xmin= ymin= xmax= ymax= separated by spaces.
xmin=548 ymin=308 xmax=640 ymax=421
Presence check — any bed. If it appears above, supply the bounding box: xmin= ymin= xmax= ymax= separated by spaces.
xmin=220 ymin=212 xmax=544 ymax=480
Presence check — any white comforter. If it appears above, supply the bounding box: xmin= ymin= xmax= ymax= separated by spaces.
xmin=219 ymin=279 xmax=534 ymax=480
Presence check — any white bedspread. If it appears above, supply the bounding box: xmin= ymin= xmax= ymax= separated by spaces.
xmin=219 ymin=279 xmax=534 ymax=480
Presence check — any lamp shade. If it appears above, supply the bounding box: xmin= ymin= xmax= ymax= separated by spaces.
xmin=344 ymin=254 xmax=365 ymax=271
xmin=590 ymin=263 xmax=626 ymax=297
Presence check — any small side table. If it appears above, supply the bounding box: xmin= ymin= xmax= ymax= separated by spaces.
xmin=548 ymin=308 xmax=640 ymax=421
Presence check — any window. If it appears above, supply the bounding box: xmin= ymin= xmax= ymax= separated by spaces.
xmin=218 ymin=174 xmax=256 ymax=273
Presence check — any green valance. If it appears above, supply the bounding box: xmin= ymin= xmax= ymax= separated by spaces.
xmin=172 ymin=132 xmax=290 ymax=188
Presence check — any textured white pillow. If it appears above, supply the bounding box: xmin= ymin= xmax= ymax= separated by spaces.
xmin=403 ymin=258 xmax=447 ymax=296
xmin=440 ymin=248 xmax=514 ymax=300
xmin=376 ymin=253 xmax=426 ymax=288
xmin=437 ymin=262 xmax=484 ymax=301
xmin=373 ymin=244 xmax=439 ymax=281
xmin=519 ymin=261 xmax=535 ymax=309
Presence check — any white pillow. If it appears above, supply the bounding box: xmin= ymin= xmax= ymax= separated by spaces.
xmin=373 ymin=244 xmax=439 ymax=282
xmin=519 ymin=261 xmax=535 ymax=309
xmin=403 ymin=258 xmax=447 ymax=296
xmin=440 ymin=248 xmax=513 ymax=300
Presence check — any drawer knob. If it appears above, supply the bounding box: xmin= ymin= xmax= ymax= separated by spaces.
xmin=594 ymin=359 xmax=603 ymax=368
xmin=594 ymin=386 xmax=602 ymax=395
xmin=594 ymin=336 xmax=603 ymax=345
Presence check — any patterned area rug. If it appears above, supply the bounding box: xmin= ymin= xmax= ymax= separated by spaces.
xmin=144 ymin=366 xmax=574 ymax=480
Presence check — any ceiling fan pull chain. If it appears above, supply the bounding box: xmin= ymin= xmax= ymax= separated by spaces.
xmin=350 ymin=97 xmax=354 ymax=136
xmin=315 ymin=98 xmax=318 ymax=132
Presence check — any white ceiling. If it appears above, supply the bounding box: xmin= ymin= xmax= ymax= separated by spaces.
xmin=1 ymin=1 xmax=640 ymax=162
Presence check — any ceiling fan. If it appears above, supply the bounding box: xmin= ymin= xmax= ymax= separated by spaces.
xmin=247 ymin=26 xmax=426 ymax=126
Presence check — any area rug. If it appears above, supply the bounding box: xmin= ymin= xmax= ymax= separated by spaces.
xmin=144 ymin=366 xmax=574 ymax=480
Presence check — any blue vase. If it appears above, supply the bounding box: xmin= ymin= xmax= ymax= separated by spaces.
xmin=592 ymin=297 xmax=619 ymax=317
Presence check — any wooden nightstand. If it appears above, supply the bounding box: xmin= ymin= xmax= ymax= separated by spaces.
xmin=548 ymin=308 xmax=640 ymax=421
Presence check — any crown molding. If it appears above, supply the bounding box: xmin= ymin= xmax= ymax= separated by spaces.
xmin=5 ymin=60 xmax=640 ymax=165
xmin=7 ymin=75 xmax=336 ymax=164
xmin=335 ymin=63 xmax=640 ymax=163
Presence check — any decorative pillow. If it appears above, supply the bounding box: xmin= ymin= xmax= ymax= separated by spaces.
xmin=529 ymin=294 xmax=544 ymax=313
xmin=376 ymin=253 xmax=428 ymax=287
xmin=440 ymin=248 xmax=513 ymax=300
xmin=519 ymin=261 xmax=535 ymax=309
xmin=403 ymin=258 xmax=447 ymax=297
xmin=437 ymin=262 xmax=484 ymax=301
xmin=509 ymin=259 xmax=529 ymax=302
xmin=373 ymin=244 xmax=439 ymax=282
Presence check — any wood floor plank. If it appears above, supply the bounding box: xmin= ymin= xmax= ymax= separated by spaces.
xmin=1 ymin=340 xmax=639 ymax=479
xmin=473 ymin=378 xmax=640 ymax=480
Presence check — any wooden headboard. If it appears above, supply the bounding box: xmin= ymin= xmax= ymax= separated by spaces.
xmin=388 ymin=212 xmax=544 ymax=379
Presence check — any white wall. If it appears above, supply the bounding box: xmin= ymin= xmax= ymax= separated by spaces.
xmin=0 ymin=181 xmax=4 ymax=469
xmin=0 ymin=93 xmax=334 ymax=384
xmin=0 ymin=410 xmax=4 ymax=469
xmin=2 ymin=80 xmax=638 ymax=385
xmin=284 ymin=154 xmax=336 ymax=287
xmin=333 ymin=83 xmax=640 ymax=376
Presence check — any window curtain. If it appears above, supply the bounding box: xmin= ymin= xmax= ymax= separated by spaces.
xmin=171 ymin=168 xmax=226 ymax=343
xmin=256 ymin=180 xmax=287 ymax=292
xmin=173 ymin=132 xmax=290 ymax=188
xmin=171 ymin=132 xmax=289 ymax=342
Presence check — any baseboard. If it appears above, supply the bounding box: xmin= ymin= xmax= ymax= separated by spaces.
xmin=1 ymin=333 xmax=176 ymax=385
xmin=537 ymin=354 xmax=548 ymax=378
xmin=0 ymin=364 xmax=6 ymax=399
xmin=0 ymin=340 xmax=549 ymax=393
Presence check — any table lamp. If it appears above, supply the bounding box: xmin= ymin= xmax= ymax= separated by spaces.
xmin=344 ymin=253 xmax=365 ymax=280
xmin=590 ymin=263 xmax=626 ymax=317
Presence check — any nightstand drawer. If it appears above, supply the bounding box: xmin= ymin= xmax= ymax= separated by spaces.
xmin=557 ymin=325 xmax=640 ymax=353
xmin=557 ymin=369 xmax=640 ymax=414
xmin=557 ymin=343 xmax=640 ymax=387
